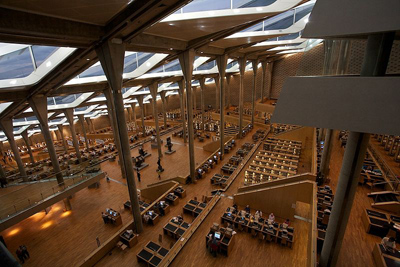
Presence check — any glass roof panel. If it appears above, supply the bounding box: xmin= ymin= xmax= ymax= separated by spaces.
xmin=263 ymin=9 xmax=295 ymax=30
xmin=182 ymin=0 xmax=230 ymax=13
xmin=79 ymin=62 xmax=104 ymax=78
xmin=232 ymin=0 xmax=276 ymax=8
xmin=0 ymin=47 xmax=34 ymax=80
xmin=53 ymin=94 xmax=82 ymax=105
xmin=137 ymin=53 xmax=153 ymax=67
xmin=196 ymin=60 xmax=215 ymax=71
xmin=294 ymin=3 xmax=313 ymax=23
xmin=123 ymin=53 xmax=138 ymax=73
xmin=31 ymin=46 xmax=58 ymax=68
xmin=164 ymin=59 xmax=181 ymax=72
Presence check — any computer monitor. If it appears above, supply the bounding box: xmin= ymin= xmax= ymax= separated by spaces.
xmin=214 ymin=232 xmax=221 ymax=239
xmin=227 ymin=212 xmax=232 ymax=217
xmin=149 ymin=211 xmax=153 ymax=216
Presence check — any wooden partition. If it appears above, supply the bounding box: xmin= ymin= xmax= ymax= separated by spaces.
xmin=234 ymin=181 xmax=314 ymax=221
xmin=255 ymin=101 xmax=275 ymax=114
xmin=140 ymin=181 xmax=179 ymax=202
xmin=238 ymin=173 xmax=316 ymax=193
xmin=203 ymin=136 xmax=231 ymax=152
xmin=311 ymin=128 xmax=318 ymax=175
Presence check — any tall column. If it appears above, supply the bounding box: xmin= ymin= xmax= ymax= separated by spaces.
xmin=216 ymin=55 xmax=228 ymax=155
xmin=63 ymin=109 xmax=82 ymax=163
xmin=96 ymin=39 xmax=143 ymax=233
xmin=85 ymin=117 xmax=95 ymax=134
xmin=320 ymin=129 xmax=334 ymax=177
xmin=238 ymin=57 xmax=246 ymax=139
xmin=178 ymin=49 xmax=196 ymax=182
xmin=251 ymin=60 xmax=259 ymax=126
xmin=320 ymin=32 xmax=394 ymax=267
xmin=178 ymin=79 xmax=187 ymax=143
xmin=57 ymin=125 xmax=68 ymax=153
xmin=29 ymin=96 xmax=64 ymax=184
xmin=199 ymin=77 xmax=206 ymax=130
xmin=226 ymin=74 xmax=232 ymax=108
xmin=21 ymin=130 xmax=35 ymax=164
xmin=261 ymin=61 xmax=267 ymax=102
xmin=131 ymin=103 xmax=137 ymax=129
xmin=265 ymin=62 xmax=274 ymax=99
xmin=160 ymin=91 xmax=168 ymax=129
xmin=214 ymin=76 xmax=220 ymax=111
xmin=137 ymin=96 xmax=146 ymax=136
xmin=78 ymin=115 xmax=90 ymax=150
xmin=104 ymin=88 xmax=126 ymax=179
xmin=192 ymin=87 xmax=197 ymax=114
xmin=0 ymin=117 xmax=27 ymax=181
xmin=127 ymin=107 xmax=133 ymax=122
xmin=149 ymin=83 xmax=163 ymax=159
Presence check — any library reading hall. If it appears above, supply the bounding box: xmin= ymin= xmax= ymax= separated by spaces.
xmin=0 ymin=0 xmax=399 ymax=266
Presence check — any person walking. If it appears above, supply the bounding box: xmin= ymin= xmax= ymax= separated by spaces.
xmin=21 ymin=245 xmax=29 ymax=259
xmin=137 ymin=170 xmax=141 ymax=182
xmin=16 ymin=247 xmax=24 ymax=264
xmin=96 ymin=236 xmax=101 ymax=247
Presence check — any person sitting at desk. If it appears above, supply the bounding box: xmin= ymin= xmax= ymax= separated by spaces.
xmin=269 ymin=213 xmax=275 ymax=223
xmin=245 ymin=205 xmax=251 ymax=214
xmin=283 ymin=219 xmax=290 ymax=228
xmin=197 ymin=169 xmax=203 ymax=179
xmin=382 ymin=236 xmax=397 ymax=251
xmin=213 ymin=155 xmax=218 ymax=164
xmin=143 ymin=213 xmax=151 ymax=223
xmin=255 ymin=210 xmax=262 ymax=218
xmin=102 ymin=212 xmax=109 ymax=224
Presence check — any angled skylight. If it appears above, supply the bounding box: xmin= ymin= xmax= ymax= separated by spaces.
xmin=174 ymin=0 xmax=277 ymax=14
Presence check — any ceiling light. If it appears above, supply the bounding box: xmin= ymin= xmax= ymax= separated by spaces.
xmin=169 ymin=23 xmax=174 ymax=26
xmin=46 ymin=61 xmax=52 ymax=67
xmin=10 ymin=80 xmax=17 ymax=85
xmin=86 ymin=58 xmax=90 ymax=61
xmin=169 ymin=48 xmax=173 ymax=50
xmin=210 ymin=39 xmax=214 ymax=42
xmin=256 ymin=7 xmax=263 ymax=11
xmin=146 ymin=62 xmax=151 ymax=67
xmin=304 ymin=18 xmax=309 ymax=24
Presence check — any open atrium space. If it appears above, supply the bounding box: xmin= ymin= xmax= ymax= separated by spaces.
xmin=0 ymin=0 xmax=399 ymax=266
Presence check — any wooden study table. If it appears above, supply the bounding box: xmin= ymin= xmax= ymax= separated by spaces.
xmin=373 ymin=243 xmax=400 ymax=267
xmin=120 ymin=230 xmax=138 ymax=248
xmin=173 ymin=186 xmax=186 ymax=198
xmin=136 ymin=241 xmax=169 ymax=267
xmin=165 ymin=193 xmax=179 ymax=206
xmin=183 ymin=199 xmax=207 ymax=217
xmin=103 ymin=208 xmax=122 ymax=226
xmin=163 ymin=219 xmax=189 ymax=240
xmin=362 ymin=209 xmax=390 ymax=237
xmin=205 ymin=229 xmax=235 ymax=256
xmin=210 ymin=173 xmax=229 ymax=187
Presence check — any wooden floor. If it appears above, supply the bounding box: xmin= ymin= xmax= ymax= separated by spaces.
xmin=1 ymin=126 xmax=392 ymax=267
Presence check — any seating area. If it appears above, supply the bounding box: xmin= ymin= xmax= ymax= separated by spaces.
xmin=221 ymin=206 xmax=294 ymax=248
xmin=272 ymin=124 xmax=300 ymax=135
xmin=183 ymin=199 xmax=207 ymax=218
xmin=373 ymin=134 xmax=400 ymax=162
xmin=136 ymin=241 xmax=169 ymax=266
xmin=163 ymin=216 xmax=190 ymax=240
xmin=244 ymin=138 xmax=301 ymax=185
xmin=316 ymin=185 xmax=334 ymax=253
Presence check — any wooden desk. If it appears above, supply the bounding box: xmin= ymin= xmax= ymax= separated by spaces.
xmin=363 ymin=209 xmax=389 ymax=237
xmin=174 ymin=187 xmax=186 ymax=198
xmin=373 ymin=243 xmax=400 ymax=267
xmin=120 ymin=231 xmax=138 ymax=248
xmin=165 ymin=194 xmax=179 ymax=206
xmin=136 ymin=241 xmax=169 ymax=267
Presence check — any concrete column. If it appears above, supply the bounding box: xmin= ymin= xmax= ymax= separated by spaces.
xmin=261 ymin=61 xmax=267 ymax=102
xmin=137 ymin=95 xmax=146 ymax=136
xmin=238 ymin=57 xmax=246 ymax=139
xmin=178 ymin=80 xmax=187 ymax=143
xmin=127 ymin=107 xmax=133 ymax=122
xmin=214 ymin=76 xmax=220 ymax=111
xmin=78 ymin=115 xmax=90 ymax=150
xmin=104 ymin=87 xmax=126 ymax=179
xmin=149 ymin=83 xmax=163 ymax=159
xmin=96 ymin=39 xmax=143 ymax=233
xmin=216 ymin=55 xmax=228 ymax=155
xmin=160 ymin=91 xmax=168 ymax=129
xmin=251 ymin=60 xmax=259 ymax=126
xmin=226 ymin=74 xmax=232 ymax=108
xmin=131 ymin=103 xmax=137 ymax=129
xmin=199 ymin=77 xmax=206 ymax=130
xmin=21 ymin=130 xmax=35 ymax=164
xmin=266 ymin=62 xmax=273 ymax=99
xmin=0 ymin=117 xmax=27 ymax=181
xmin=85 ymin=117 xmax=95 ymax=134
xmin=193 ymin=87 xmax=197 ymax=113
xmin=29 ymin=96 xmax=64 ymax=184
xmin=320 ymin=129 xmax=334 ymax=177
xmin=57 ymin=125 xmax=68 ymax=153
xmin=63 ymin=109 xmax=82 ymax=163
xmin=178 ymin=49 xmax=196 ymax=182
xmin=320 ymin=32 xmax=395 ymax=267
